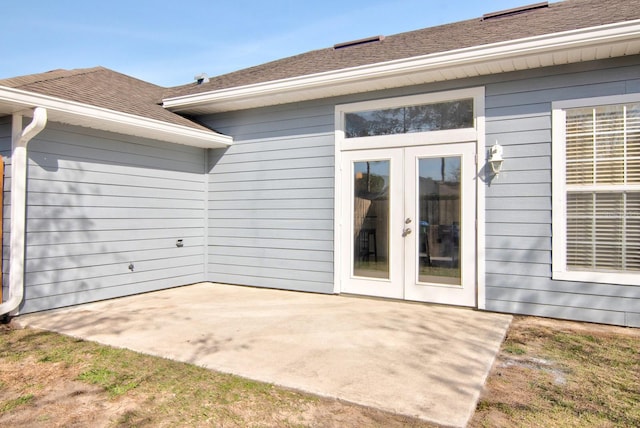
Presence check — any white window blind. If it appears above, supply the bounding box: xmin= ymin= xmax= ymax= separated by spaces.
xmin=565 ymin=104 xmax=640 ymax=273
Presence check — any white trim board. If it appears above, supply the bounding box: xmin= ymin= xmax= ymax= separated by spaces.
xmin=165 ymin=20 xmax=640 ymax=114
xmin=0 ymin=86 xmax=232 ymax=148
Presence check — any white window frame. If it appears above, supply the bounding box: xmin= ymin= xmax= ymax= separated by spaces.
xmin=552 ymin=93 xmax=640 ymax=286
xmin=336 ymin=88 xmax=483 ymax=152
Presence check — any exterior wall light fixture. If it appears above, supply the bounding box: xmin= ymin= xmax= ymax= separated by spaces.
xmin=489 ymin=142 xmax=504 ymax=175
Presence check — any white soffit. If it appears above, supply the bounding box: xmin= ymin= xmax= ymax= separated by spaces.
xmin=0 ymin=87 xmax=232 ymax=149
xmin=164 ymin=20 xmax=640 ymax=114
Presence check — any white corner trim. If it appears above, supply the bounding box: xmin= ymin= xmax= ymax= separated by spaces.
xmin=474 ymin=88 xmax=487 ymax=310
xmin=551 ymin=106 xmax=567 ymax=276
xmin=0 ymin=86 xmax=232 ymax=148
xmin=164 ymin=20 xmax=640 ymax=112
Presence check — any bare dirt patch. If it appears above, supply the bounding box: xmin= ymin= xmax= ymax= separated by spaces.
xmin=469 ymin=316 xmax=640 ymax=428
xmin=1 ymin=362 xmax=132 ymax=427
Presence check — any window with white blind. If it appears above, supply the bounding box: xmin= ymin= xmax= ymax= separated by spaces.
xmin=552 ymin=95 xmax=640 ymax=286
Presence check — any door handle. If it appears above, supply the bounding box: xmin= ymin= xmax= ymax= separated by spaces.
xmin=402 ymin=227 xmax=412 ymax=237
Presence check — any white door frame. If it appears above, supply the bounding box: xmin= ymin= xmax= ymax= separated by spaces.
xmin=333 ymin=87 xmax=486 ymax=308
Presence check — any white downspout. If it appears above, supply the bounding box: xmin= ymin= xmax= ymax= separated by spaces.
xmin=0 ymin=107 xmax=47 ymax=317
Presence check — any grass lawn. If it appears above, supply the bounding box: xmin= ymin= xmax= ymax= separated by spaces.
xmin=470 ymin=316 xmax=640 ymax=427
xmin=1 ymin=316 xmax=638 ymax=427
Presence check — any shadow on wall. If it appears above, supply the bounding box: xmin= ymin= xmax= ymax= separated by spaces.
xmin=12 ymin=123 xmax=209 ymax=314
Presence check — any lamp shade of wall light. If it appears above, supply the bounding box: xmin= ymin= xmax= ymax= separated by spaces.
xmin=489 ymin=142 xmax=504 ymax=175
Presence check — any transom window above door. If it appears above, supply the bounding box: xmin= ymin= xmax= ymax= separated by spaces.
xmin=345 ymin=98 xmax=474 ymax=138
xmin=336 ymin=88 xmax=484 ymax=151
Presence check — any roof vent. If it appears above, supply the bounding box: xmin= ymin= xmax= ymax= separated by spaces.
xmin=194 ymin=73 xmax=209 ymax=85
xmin=334 ymin=35 xmax=385 ymax=50
xmin=482 ymin=2 xmax=548 ymax=20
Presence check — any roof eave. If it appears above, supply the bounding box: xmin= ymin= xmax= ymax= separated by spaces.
xmin=0 ymin=86 xmax=232 ymax=149
xmin=163 ymin=19 xmax=640 ymax=114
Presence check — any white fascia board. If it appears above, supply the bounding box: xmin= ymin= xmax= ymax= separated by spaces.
xmin=0 ymin=86 xmax=232 ymax=148
xmin=163 ymin=19 xmax=640 ymax=113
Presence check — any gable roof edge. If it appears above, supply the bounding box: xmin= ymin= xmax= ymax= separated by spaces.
xmin=0 ymin=86 xmax=232 ymax=148
xmin=164 ymin=19 xmax=640 ymax=114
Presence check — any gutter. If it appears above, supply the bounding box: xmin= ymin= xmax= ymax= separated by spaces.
xmin=163 ymin=19 xmax=640 ymax=113
xmin=0 ymin=107 xmax=47 ymax=318
xmin=0 ymin=86 xmax=232 ymax=149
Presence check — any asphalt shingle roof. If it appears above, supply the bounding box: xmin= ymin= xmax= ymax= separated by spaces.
xmin=3 ymin=0 xmax=639 ymax=119
xmin=165 ymin=0 xmax=640 ymax=99
xmin=0 ymin=67 xmax=212 ymax=132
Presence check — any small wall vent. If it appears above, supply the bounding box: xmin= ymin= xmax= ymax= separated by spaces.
xmin=482 ymin=2 xmax=548 ymax=20
xmin=334 ymin=35 xmax=385 ymax=50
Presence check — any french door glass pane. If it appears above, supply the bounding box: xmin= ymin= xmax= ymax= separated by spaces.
xmin=417 ymin=157 xmax=461 ymax=285
xmin=353 ymin=160 xmax=390 ymax=278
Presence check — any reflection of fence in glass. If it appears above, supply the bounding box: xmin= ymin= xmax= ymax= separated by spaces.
xmin=418 ymin=157 xmax=462 ymax=285
xmin=419 ymin=186 xmax=460 ymax=265
xmin=353 ymin=161 xmax=390 ymax=279
xmin=345 ymin=98 xmax=473 ymax=138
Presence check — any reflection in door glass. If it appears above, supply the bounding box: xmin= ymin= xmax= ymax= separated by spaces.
xmin=418 ymin=157 xmax=461 ymax=285
xmin=353 ymin=160 xmax=390 ymax=279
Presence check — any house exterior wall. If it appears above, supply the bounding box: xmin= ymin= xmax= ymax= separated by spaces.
xmin=17 ymin=122 xmax=207 ymax=313
xmin=2 ymin=58 xmax=637 ymax=326
xmin=201 ymin=56 xmax=640 ymax=327
xmin=484 ymin=56 xmax=640 ymax=327
xmin=204 ymin=103 xmax=336 ymax=293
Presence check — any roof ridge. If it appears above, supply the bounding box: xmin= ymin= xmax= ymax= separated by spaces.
xmin=37 ymin=67 xmax=107 ymax=85
xmin=0 ymin=66 xmax=107 ymax=89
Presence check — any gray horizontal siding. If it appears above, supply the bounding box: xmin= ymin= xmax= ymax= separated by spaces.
xmin=23 ymin=273 xmax=204 ymax=314
xmin=208 ymin=246 xmax=333 ymax=263
xmin=208 ymin=227 xmax=332 ymax=241
xmin=208 ymin=218 xmax=333 ymax=230
xmin=487 ymin=287 xmax=639 ymax=313
xmin=27 ymin=167 xmax=202 ymax=191
xmin=206 ymin=104 xmax=333 ymax=141
xmin=18 ymin=122 xmax=207 ymax=313
xmin=486 ymin=248 xmax=551 ymax=264
xmin=26 ymin=254 xmax=202 ymax=288
xmin=19 ymin=218 xmax=204 ymax=233
xmin=487 ymin=299 xmax=627 ymax=326
xmin=484 ymin=56 xmax=640 ymax=327
xmin=208 ymin=236 xmax=332 ymax=251
xmin=209 ymin=177 xmax=333 ymax=192
xmin=203 ymin=102 xmax=335 ymax=294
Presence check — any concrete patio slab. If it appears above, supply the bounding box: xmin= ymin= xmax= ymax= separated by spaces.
xmin=20 ymin=283 xmax=512 ymax=427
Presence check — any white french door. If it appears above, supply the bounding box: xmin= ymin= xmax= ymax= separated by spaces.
xmin=340 ymin=143 xmax=477 ymax=307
